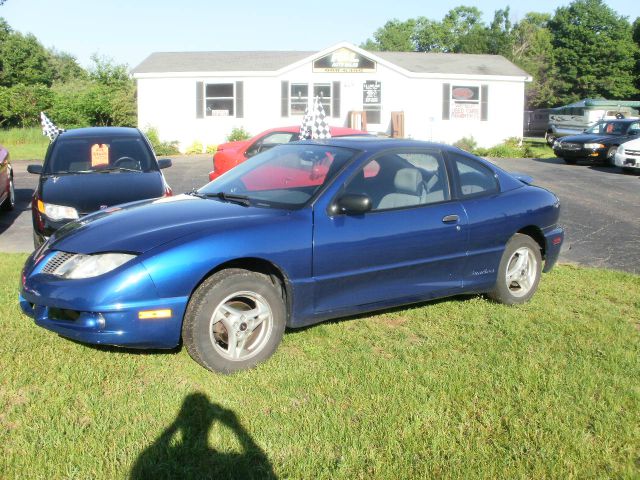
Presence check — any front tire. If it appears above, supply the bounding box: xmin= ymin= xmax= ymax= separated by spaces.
xmin=1 ymin=175 xmax=14 ymax=211
xmin=489 ymin=234 xmax=542 ymax=305
xmin=605 ymin=146 xmax=618 ymax=166
xmin=563 ymin=158 xmax=577 ymax=165
xmin=545 ymin=131 xmax=556 ymax=147
xmin=182 ymin=269 xmax=286 ymax=374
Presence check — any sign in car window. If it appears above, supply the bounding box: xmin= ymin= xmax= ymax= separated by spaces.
xmin=91 ymin=144 xmax=109 ymax=167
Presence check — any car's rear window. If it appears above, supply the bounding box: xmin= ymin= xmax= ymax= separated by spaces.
xmin=45 ymin=135 xmax=155 ymax=174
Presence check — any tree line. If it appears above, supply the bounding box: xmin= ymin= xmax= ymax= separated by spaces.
xmin=0 ymin=18 xmax=135 ymax=128
xmin=361 ymin=0 xmax=640 ymax=109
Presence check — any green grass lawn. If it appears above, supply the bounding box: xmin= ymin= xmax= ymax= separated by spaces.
xmin=1 ymin=253 xmax=639 ymax=479
xmin=0 ymin=128 xmax=49 ymax=161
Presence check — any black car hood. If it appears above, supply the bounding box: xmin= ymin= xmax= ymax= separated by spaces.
xmin=49 ymin=194 xmax=289 ymax=254
xmin=40 ymin=171 xmax=165 ymax=214
xmin=559 ymin=133 xmax=632 ymax=145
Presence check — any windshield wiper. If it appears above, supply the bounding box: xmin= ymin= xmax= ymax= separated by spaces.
xmin=43 ymin=170 xmax=94 ymax=177
xmin=95 ymin=167 xmax=142 ymax=173
xmin=187 ymin=189 xmax=251 ymax=207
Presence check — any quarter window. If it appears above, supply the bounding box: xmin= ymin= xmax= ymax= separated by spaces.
xmin=206 ymin=83 xmax=234 ymax=116
xmin=450 ymin=153 xmax=498 ymax=197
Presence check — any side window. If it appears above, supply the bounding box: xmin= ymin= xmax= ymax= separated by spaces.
xmin=450 ymin=153 xmax=499 ymax=197
xmin=342 ymin=150 xmax=450 ymax=211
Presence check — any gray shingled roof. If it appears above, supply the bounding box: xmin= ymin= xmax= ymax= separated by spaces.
xmin=132 ymin=50 xmax=529 ymax=77
xmin=375 ymin=52 xmax=529 ymax=77
xmin=132 ymin=51 xmax=314 ymax=74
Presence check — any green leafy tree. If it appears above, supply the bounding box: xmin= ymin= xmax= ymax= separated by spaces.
xmin=361 ymin=19 xmax=417 ymax=51
xmin=414 ymin=6 xmax=488 ymax=52
xmin=510 ymin=13 xmax=559 ymax=108
xmin=0 ymin=29 xmax=53 ymax=86
xmin=0 ymin=83 xmax=52 ymax=127
xmin=548 ymin=0 xmax=639 ymax=103
xmin=48 ymin=49 xmax=86 ymax=83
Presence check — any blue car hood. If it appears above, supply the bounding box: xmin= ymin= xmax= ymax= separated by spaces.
xmin=49 ymin=194 xmax=287 ymax=254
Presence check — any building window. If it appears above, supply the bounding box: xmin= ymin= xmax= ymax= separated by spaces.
xmin=363 ymin=80 xmax=381 ymax=124
xmin=313 ymin=84 xmax=331 ymax=116
xmin=290 ymin=84 xmax=308 ymax=115
xmin=206 ymin=83 xmax=234 ymax=116
xmin=443 ymin=84 xmax=488 ymax=121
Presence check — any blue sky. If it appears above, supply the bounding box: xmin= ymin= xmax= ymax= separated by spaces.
xmin=2 ymin=0 xmax=638 ymax=69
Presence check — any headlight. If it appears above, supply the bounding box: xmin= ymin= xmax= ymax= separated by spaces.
xmin=583 ymin=143 xmax=605 ymax=149
xmin=617 ymin=145 xmax=625 ymax=154
xmin=55 ymin=253 xmax=136 ymax=279
xmin=37 ymin=200 xmax=79 ymax=221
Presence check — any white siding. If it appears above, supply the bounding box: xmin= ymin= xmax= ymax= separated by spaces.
xmin=135 ymin=53 xmax=527 ymax=151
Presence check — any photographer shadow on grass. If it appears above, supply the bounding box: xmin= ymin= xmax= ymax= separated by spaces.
xmin=130 ymin=392 xmax=276 ymax=480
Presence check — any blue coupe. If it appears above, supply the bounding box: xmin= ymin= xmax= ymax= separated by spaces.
xmin=20 ymin=138 xmax=564 ymax=373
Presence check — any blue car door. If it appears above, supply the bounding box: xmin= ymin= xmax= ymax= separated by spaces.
xmin=312 ymin=149 xmax=469 ymax=313
xmin=446 ymin=150 xmax=508 ymax=290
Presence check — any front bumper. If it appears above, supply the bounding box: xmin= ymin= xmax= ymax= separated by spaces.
xmin=19 ymin=250 xmax=188 ymax=348
xmin=542 ymin=226 xmax=564 ymax=272
xmin=553 ymin=145 xmax=607 ymax=161
xmin=614 ymin=152 xmax=640 ymax=170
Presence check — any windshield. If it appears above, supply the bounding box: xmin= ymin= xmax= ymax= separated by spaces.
xmin=199 ymin=144 xmax=357 ymax=208
xmin=586 ymin=121 xmax=639 ymax=136
xmin=44 ymin=135 xmax=156 ymax=174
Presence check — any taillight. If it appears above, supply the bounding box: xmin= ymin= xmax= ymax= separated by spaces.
xmin=164 ymin=186 xmax=173 ymax=197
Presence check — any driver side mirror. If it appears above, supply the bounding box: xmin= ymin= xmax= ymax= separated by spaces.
xmin=157 ymin=159 xmax=172 ymax=169
xmin=27 ymin=164 xmax=43 ymax=175
xmin=331 ymin=193 xmax=372 ymax=215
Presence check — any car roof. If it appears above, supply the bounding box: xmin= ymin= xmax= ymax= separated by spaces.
xmin=295 ymin=137 xmax=457 ymax=153
xmin=57 ymin=127 xmax=141 ymax=139
xmin=597 ymin=119 xmax=638 ymax=125
xmin=260 ymin=126 xmax=367 ymax=136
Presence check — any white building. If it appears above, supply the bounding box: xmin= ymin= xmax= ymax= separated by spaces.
xmin=132 ymin=42 xmax=531 ymax=151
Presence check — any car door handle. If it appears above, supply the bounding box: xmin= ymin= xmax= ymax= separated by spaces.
xmin=442 ymin=214 xmax=459 ymax=224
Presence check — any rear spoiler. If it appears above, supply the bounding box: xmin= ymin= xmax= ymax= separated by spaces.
xmin=511 ymin=173 xmax=534 ymax=185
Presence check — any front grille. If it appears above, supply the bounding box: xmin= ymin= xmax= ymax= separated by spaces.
xmin=625 ymin=149 xmax=640 ymax=156
xmin=561 ymin=142 xmax=581 ymax=151
xmin=41 ymin=251 xmax=75 ymax=275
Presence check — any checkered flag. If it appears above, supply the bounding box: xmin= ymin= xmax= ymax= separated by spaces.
xmin=299 ymin=97 xmax=332 ymax=140
xmin=40 ymin=112 xmax=64 ymax=142
xmin=311 ymin=97 xmax=331 ymax=140
xmin=298 ymin=104 xmax=313 ymax=140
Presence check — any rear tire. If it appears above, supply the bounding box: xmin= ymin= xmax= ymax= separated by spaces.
xmin=489 ymin=234 xmax=542 ymax=305
xmin=182 ymin=268 xmax=286 ymax=374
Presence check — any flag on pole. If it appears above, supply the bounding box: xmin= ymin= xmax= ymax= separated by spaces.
xmin=298 ymin=97 xmax=332 ymax=140
xmin=40 ymin=112 xmax=64 ymax=142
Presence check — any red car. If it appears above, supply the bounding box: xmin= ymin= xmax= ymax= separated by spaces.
xmin=0 ymin=144 xmax=14 ymax=212
xmin=208 ymin=126 xmax=368 ymax=181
